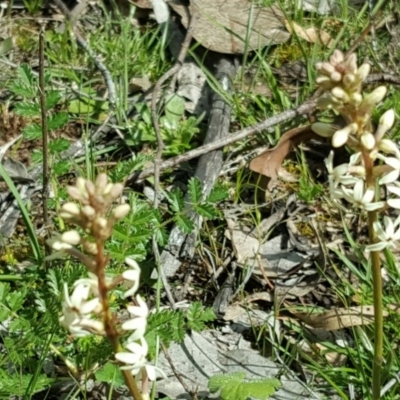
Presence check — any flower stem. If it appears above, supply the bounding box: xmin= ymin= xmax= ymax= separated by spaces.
xmin=96 ymin=241 xmax=144 ymax=400
xmin=368 ymin=211 xmax=384 ymax=400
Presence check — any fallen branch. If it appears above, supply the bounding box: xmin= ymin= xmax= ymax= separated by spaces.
xmin=127 ymin=97 xmax=318 ymax=183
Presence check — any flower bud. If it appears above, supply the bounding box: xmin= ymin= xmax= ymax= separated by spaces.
xmin=330 ymin=71 xmax=342 ymax=82
xmin=113 ymin=204 xmax=130 ymax=220
xmin=83 ymin=241 xmax=98 ymax=255
xmin=331 ymin=87 xmax=349 ymax=102
xmin=60 ymin=202 xmax=81 ymax=218
xmin=375 ymin=109 xmax=396 ymax=142
xmin=103 ymin=183 xmax=114 ymax=195
xmin=82 ymin=205 xmax=96 ymax=219
xmin=109 ymin=183 xmax=124 ymax=199
xmin=356 ymin=63 xmax=370 ymax=82
xmin=68 ymin=186 xmax=87 ymax=203
xmin=342 ymin=73 xmax=355 ymax=88
xmin=330 ymin=49 xmax=344 ymax=66
xmin=364 ymin=86 xmax=387 ymax=108
xmin=360 ymin=132 xmax=375 ymax=150
xmin=318 ymin=62 xmax=336 ymax=75
xmin=345 ymin=53 xmax=357 ymax=73
xmin=85 ymin=180 xmax=96 ymax=197
xmin=380 ymin=109 xmax=395 ymax=131
xmin=350 ymin=92 xmax=363 ymax=104
xmin=95 ymin=173 xmax=108 ymax=194
xmin=316 ymin=76 xmax=333 ymax=89
xmin=332 ymin=123 xmax=357 ymax=148
xmin=97 ymin=217 xmax=108 ymax=229
xmin=61 ymin=230 xmax=81 ymax=245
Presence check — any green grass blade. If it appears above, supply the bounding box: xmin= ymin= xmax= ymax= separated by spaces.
xmin=0 ymin=163 xmax=42 ymax=263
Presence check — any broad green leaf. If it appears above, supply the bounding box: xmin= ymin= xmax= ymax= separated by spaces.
xmin=23 ymin=124 xmax=42 ymax=140
xmin=0 ymin=282 xmax=11 ymax=300
xmin=187 ymin=302 xmax=216 ymax=331
xmin=68 ymin=99 xmax=95 ymax=114
xmin=188 ymin=177 xmax=202 ymax=203
xmin=0 ymin=309 xmax=10 ymax=322
xmin=0 ymin=369 xmax=53 ymax=396
xmin=49 ymin=138 xmax=70 ymax=153
xmin=0 ymin=37 xmax=14 ymax=55
xmin=194 ymin=203 xmax=216 ymax=219
xmin=10 ymin=82 xmax=35 ymax=98
xmin=31 ymin=149 xmax=43 ymax=163
xmin=165 ymin=94 xmax=185 ymax=126
xmin=53 ymin=160 xmax=70 ymax=175
xmin=8 ymin=289 xmax=26 ymax=312
xmin=9 ymin=316 xmax=30 ymax=333
xmin=14 ymin=101 xmax=40 ymax=117
xmin=47 ymin=112 xmax=68 ymax=130
xmin=168 ymin=189 xmax=184 ymax=213
xmin=176 ymin=215 xmax=194 ymax=233
xmin=207 ymin=186 xmax=229 ymax=203
xmin=45 ymin=90 xmax=62 ymax=109
xmin=17 ymin=64 xmax=35 ymax=90
xmin=95 ymin=362 xmax=124 ymax=386
xmin=135 ymin=102 xmax=152 ymax=125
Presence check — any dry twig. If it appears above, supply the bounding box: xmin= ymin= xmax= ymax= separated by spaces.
xmin=150 ymin=17 xmax=196 ymax=308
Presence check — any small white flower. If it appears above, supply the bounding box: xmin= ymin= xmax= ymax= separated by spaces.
xmin=74 ymin=273 xmax=100 ymax=297
xmin=378 ymin=139 xmax=400 ymax=159
xmin=340 ymin=179 xmax=385 ymax=211
xmin=122 ymin=295 xmax=149 ymax=342
xmin=386 ymin=182 xmax=400 ymax=209
xmin=116 ymin=337 xmax=148 ymax=373
xmin=366 ymin=215 xmax=400 ymax=252
xmin=378 ymin=156 xmax=400 ymax=185
xmin=123 ymin=258 xmax=141 ymax=298
xmin=60 ymin=283 xmax=103 ymax=336
xmin=115 ymin=338 xmax=166 ymax=381
xmin=325 ymin=151 xmax=360 ymax=188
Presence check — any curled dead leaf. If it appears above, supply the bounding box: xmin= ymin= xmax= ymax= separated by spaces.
xmin=290 ymin=305 xmax=388 ymax=331
xmin=249 ymin=125 xmax=319 ymax=179
xmin=284 ymin=20 xmax=334 ymax=48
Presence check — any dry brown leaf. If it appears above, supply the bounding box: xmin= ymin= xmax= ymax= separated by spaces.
xmin=249 ymin=125 xmax=319 ymax=179
xmin=129 ymin=0 xmax=152 ymax=8
xmin=291 ymin=306 xmax=388 ymax=331
xmin=169 ymin=0 xmax=290 ymax=54
xmin=129 ymin=76 xmax=152 ymax=93
xmin=284 ymin=20 xmax=334 ymax=48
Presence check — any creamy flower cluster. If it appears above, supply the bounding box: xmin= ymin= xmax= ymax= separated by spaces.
xmin=47 ymin=174 xmax=163 ymax=383
xmin=311 ymin=50 xmax=398 ymax=252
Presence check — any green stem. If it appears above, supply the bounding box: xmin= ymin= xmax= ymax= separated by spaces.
xmin=368 ymin=211 xmax=383 ymax=400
